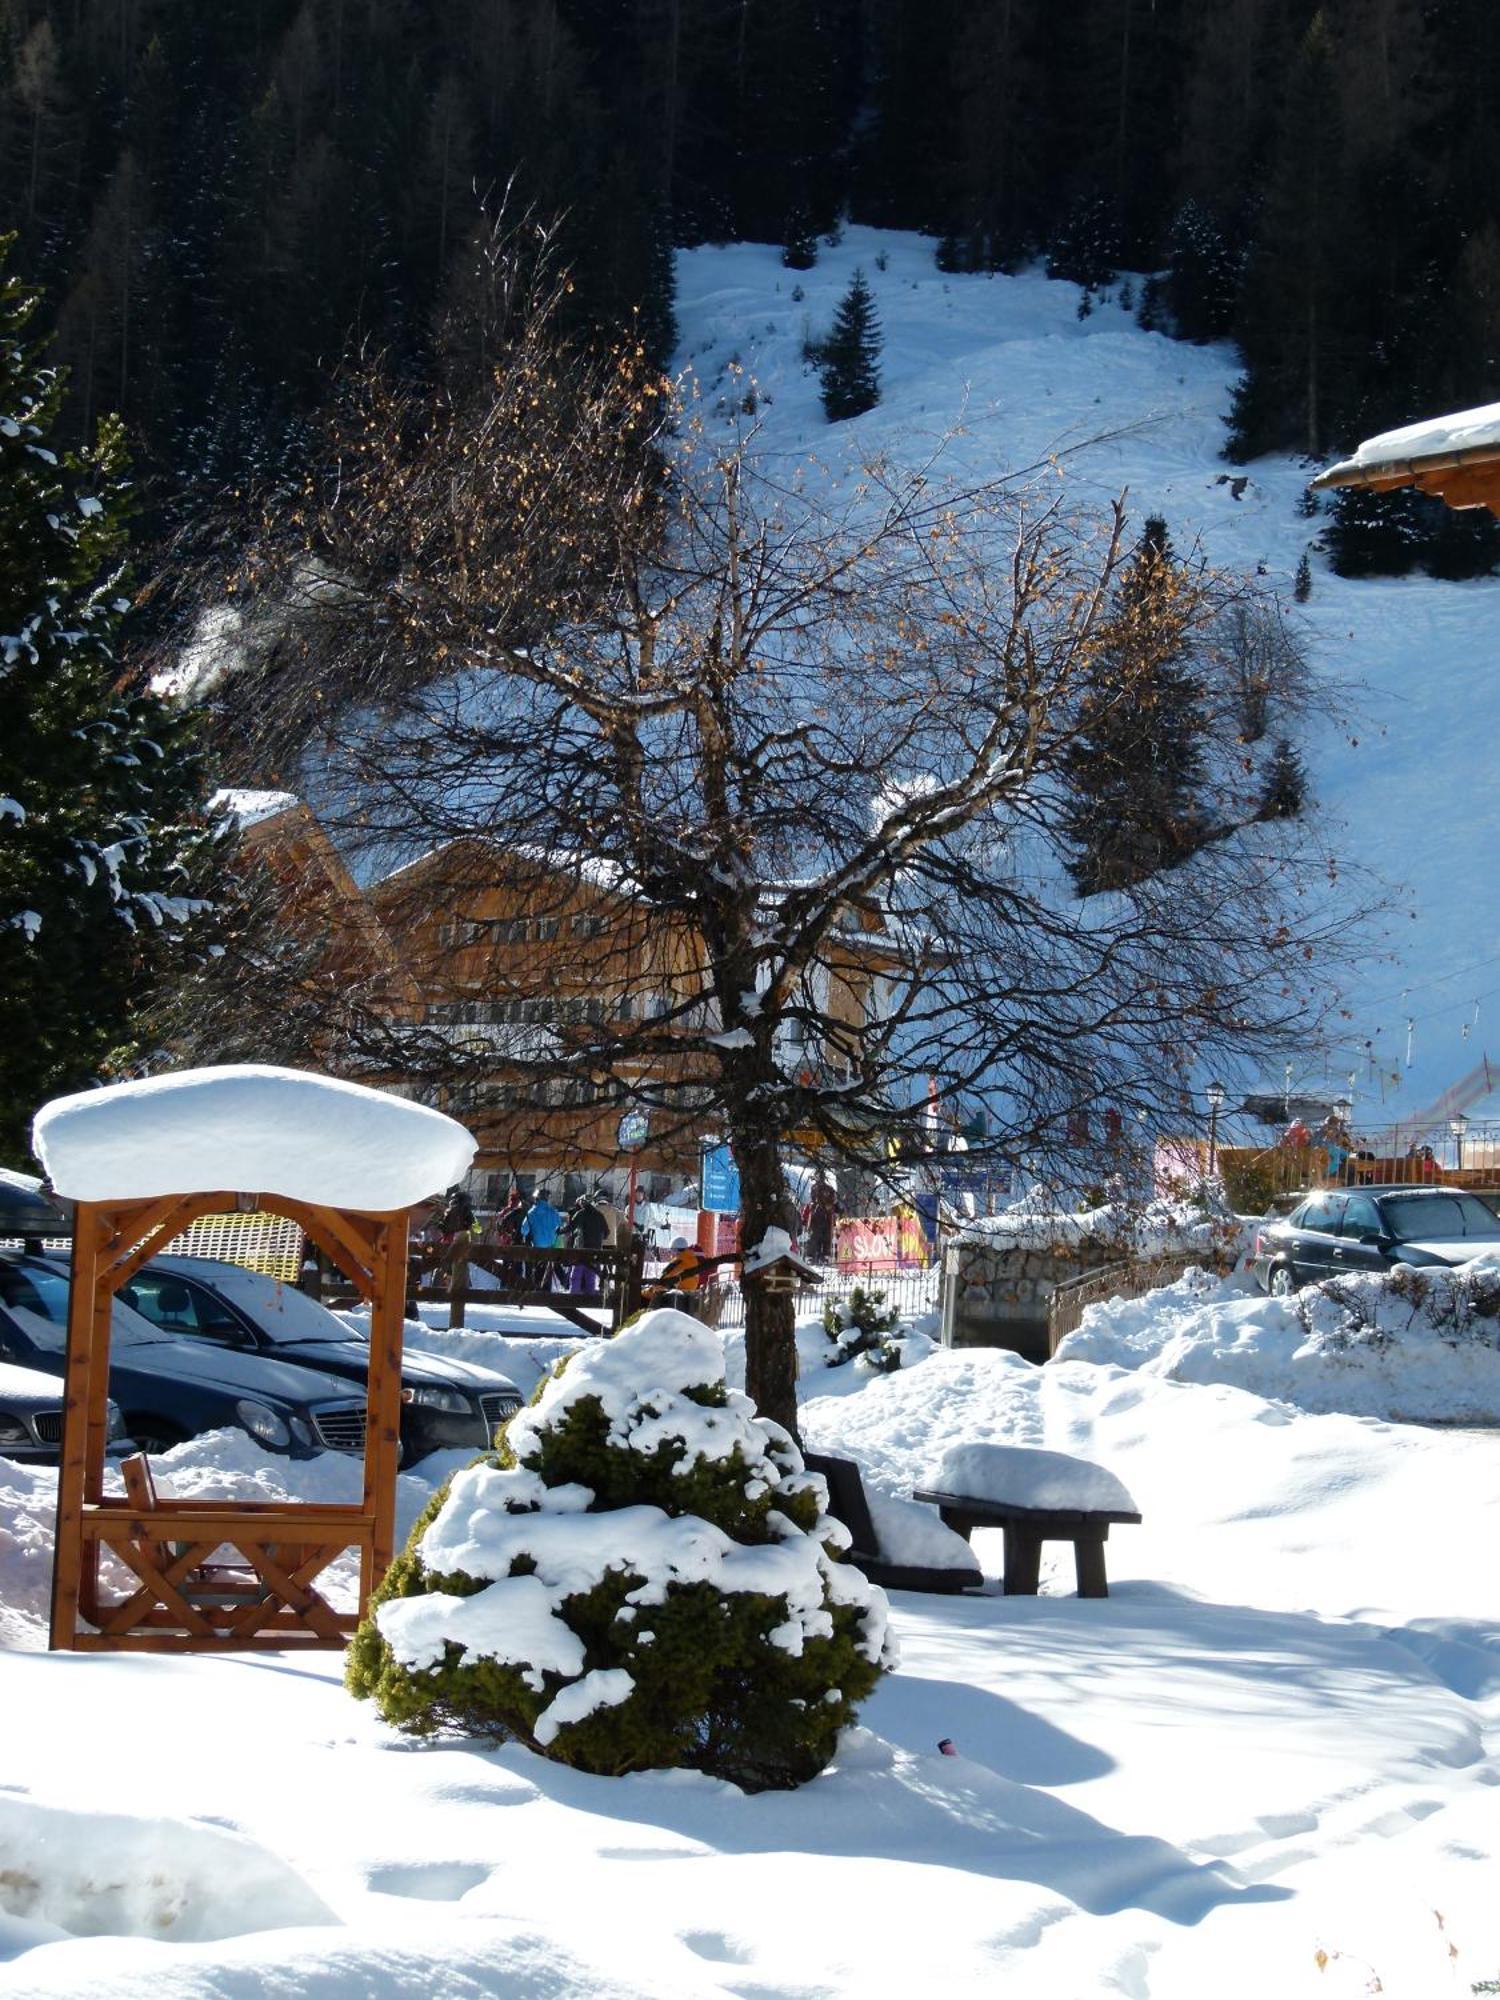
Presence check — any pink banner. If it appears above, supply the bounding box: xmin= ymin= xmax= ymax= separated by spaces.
xmin=835 ymin=1216 xmax=900 ymax=1272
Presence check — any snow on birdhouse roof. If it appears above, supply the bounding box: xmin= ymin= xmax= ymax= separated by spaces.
xmin=1313 ymin=399 xmax=1500 ymax=492
xmin=32 ymin=1064 xmax=476 ymax=1211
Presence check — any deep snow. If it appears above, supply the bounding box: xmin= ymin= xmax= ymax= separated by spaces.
xmin=673 ymin=231 xmax=1500 ymax=1123
xmin=4 ymin=1294 xmax=1500 ymax=1998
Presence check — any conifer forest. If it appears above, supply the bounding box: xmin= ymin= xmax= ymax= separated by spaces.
xmin=3 ymin=0 xmax=1499 ymax=553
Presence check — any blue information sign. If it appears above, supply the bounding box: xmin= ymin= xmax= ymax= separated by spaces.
xmin=700 ymin=1143 xmax=741 ymax=1214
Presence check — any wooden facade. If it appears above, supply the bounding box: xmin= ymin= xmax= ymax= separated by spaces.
xmin=50 ymin=1190 xmax=408 ymax=1652
xmin=369 ymin=840 xmax=898 ymax=1192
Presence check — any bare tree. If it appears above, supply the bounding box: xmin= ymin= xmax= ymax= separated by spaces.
xmin=191 ymin=215 xmax=1373 ymax=1434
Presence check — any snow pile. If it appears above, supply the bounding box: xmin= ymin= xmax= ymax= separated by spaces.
xmin=0 ymin=1455 xmax=62 ymax=1648
xmin=0 ymin=1794 xmax=334 ymax=1944
xmin=863 ymin=1489 xmax=979 ymax=1571
xmin=934 ymin=1441 xmax=1138 ymax=1514
xmin=32 ymin=1064 xmax=475 ymax=1210
xmin=1057 ymin=1265 xmax=1500 ymax=1422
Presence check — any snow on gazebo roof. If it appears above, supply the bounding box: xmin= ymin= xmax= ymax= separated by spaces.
xmin=32 ymin=1064 xmax=476 ymax=1211
xmin=1312 ymin=399 xmax=1500 ymax=512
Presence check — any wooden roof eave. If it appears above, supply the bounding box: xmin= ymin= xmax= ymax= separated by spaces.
xmin=1311 ymin=439 xmax=1500 ymax=515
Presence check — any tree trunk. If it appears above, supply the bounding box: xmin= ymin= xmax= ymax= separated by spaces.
xmin=735 ymin=1126 xmax=799 ymax=1440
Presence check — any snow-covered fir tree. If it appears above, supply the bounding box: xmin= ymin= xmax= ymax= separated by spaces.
xmin=0 ymin=239 xmax=218 ymax=1151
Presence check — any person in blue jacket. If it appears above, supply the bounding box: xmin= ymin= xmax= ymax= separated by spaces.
xmin=520 ymin=1187 xmax=564 ymax=1290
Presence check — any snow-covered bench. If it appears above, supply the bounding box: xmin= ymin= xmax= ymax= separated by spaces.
xmin=803 ymin=1451 xmax=982 ymax=1595
xmin=913 ymin=1444 xmax=1141 ymax=1599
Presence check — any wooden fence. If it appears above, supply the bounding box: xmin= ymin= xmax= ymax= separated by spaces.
xmin=314 ymin=1240 xmax=645 ymax=1335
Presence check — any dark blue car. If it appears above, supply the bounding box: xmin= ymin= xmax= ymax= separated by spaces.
xmin=126 ymin=1256 xmax=524 ymax=1463
xmin=0 ymin=1253 xmax=370 ymax=1457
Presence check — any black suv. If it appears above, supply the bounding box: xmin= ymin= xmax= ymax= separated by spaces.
xmin=1251 ymin=1186 xmax=1500 ymax=1297
xmin=124 ymin=1257 xmax=524 ymax=1463
xmin=0 ymin=1253 xmax=370 ymax=1458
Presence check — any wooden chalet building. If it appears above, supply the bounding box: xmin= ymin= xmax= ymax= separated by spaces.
xmin=236 ymin=803 xmax=897 ymax=1213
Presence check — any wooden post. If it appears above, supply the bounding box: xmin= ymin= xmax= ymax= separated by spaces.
xmin=361 ymin=1214 xmax=408 ymax=1600
xmin=1074 ymin=1532 xmax=1110 ymax=1599
xmin=50 ymin=1204 xmax=104 ymax=1649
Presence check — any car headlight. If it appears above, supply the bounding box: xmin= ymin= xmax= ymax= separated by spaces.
xmin=234 ymin=1398 xmax=291 ymax=1448
xmin=406 ymin=1384 xmax=472 ymax=1416
xmin=0 ymin=1410 xmax=27 ymax=1444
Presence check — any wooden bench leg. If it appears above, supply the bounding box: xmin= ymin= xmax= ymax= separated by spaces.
xmin=1002 ymin=1527 xmax=1042 ymax=1595
xmin=1074 ymin=1533 xmax=1109 ymax=1598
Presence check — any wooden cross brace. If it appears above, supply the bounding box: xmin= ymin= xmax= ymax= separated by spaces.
xmin=98 ymin=1529 xmax=349 ymax=1643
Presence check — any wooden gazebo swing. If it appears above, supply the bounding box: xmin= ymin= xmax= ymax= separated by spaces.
xmin=39 ymin=1065 xmax=476 ymax=1654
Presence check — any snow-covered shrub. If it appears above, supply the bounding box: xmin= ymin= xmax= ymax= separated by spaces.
xmin=347 ymin=1310 xmax=892 ymax=1791
xmin=1298 ymin=1264 xmax=1500 ymax=1352
xmin=823 ymin=1285 xmax=903 ymax=1371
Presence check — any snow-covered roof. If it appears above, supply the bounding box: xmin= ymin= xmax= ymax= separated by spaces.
xmin=1314 ymin=399 xmax=1500 ymax=490
xmin=32 ymin=1064 xmax=475 ymax=1211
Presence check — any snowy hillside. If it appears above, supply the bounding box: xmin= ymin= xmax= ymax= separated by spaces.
xmin=675 ymin=232 xmax=1499 ymax=1123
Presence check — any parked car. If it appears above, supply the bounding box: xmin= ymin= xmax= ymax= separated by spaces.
xmin=124 ymin=1256 xmax=524 ymax=1463
xmin=0 ymin=1355 xmax=130 ymax=1465
xmin=0 ymin=1252 xmax=370 ymax=1458
xmin=1250 ymin=1185 xmax=1500 ymax=1297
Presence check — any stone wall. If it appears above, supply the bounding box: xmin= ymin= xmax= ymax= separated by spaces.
xmin=939 ymin=1233 xmax=1129 ymax=1363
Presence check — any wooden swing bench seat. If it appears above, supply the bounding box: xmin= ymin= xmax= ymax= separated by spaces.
xmin=72 ymin=1452 xmax=365 ymax=1652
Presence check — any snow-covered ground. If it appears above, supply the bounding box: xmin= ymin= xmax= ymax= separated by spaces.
xmin=1060 ymin=1262 xmax=1500 ymax=1422
xmin=675 ymin=231 xmax=1500 ymax=1121
xmin=4 ymin=1293 xmax=1499 ymax=1998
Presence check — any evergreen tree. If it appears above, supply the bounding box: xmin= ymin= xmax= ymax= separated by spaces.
xmin=819 ymin=266 xmax=881 ymax=421
xmin=1257 ymin=737 xmax=1308 ymax=821
xmin=1325 ymin=484 xmax=1423 ymax=578
xmin=781 ymin=199 xmax=817 ymax=271
xmin=1063 ymin=516 xmax=1211 ymax=897
xmin=0 ymin=240 xmax=218 ymax=1153
xmin=1161 ymin=199 xmax=1240 ymax=341
xmin=1293 ymin=549 xmax=1312 ymax=601
xmin=1045 ymin=192 xmax=1122 ymax=291
xmin=1422 ymin=501 xmax=1500 ymax=581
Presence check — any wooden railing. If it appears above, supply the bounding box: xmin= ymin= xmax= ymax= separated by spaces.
xmin=1046 ymin=1249 xmax=1223 ymax=1357
xmin=317 ymin=1241 xmax=645 ymax=1334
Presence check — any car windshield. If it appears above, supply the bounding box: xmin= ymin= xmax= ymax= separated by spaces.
xmin=0 ymin=1261 xmax=171 ymax=1346
xmin=1380 ymin=1193 xmax=1500 ymax=1242
xmin=152 ymin=1260 xmax=362 ymax=1347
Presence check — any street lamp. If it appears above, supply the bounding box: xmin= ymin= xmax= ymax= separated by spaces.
xmin=1206 ymin=1081 xmax=1226 ymax=1177
xmin=1450 ymin=1110 xmax=1469 ymax=1172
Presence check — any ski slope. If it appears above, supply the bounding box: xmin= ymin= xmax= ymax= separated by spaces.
xmin=675 ymin=230 xmax=1500 ymax=1125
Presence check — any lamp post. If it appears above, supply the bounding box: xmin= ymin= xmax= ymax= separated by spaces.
xmin=1206 ymin=1081 xmax=1226 ymax=1177
xmin=1450 ymin=1110 xmax=1469 ymax=1173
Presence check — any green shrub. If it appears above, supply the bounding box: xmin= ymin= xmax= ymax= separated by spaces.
xmin=348 ymin=1309 xmax=892 ymax=1790
xmin=823 ymin=1284 xmax=902 ymax=1370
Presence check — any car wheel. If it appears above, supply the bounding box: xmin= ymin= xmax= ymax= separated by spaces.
xmin=125 ymin=1416 xmax=189 ymax=1455
xmin=1268 ymin=1264 xmax=1298 ymax=1299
